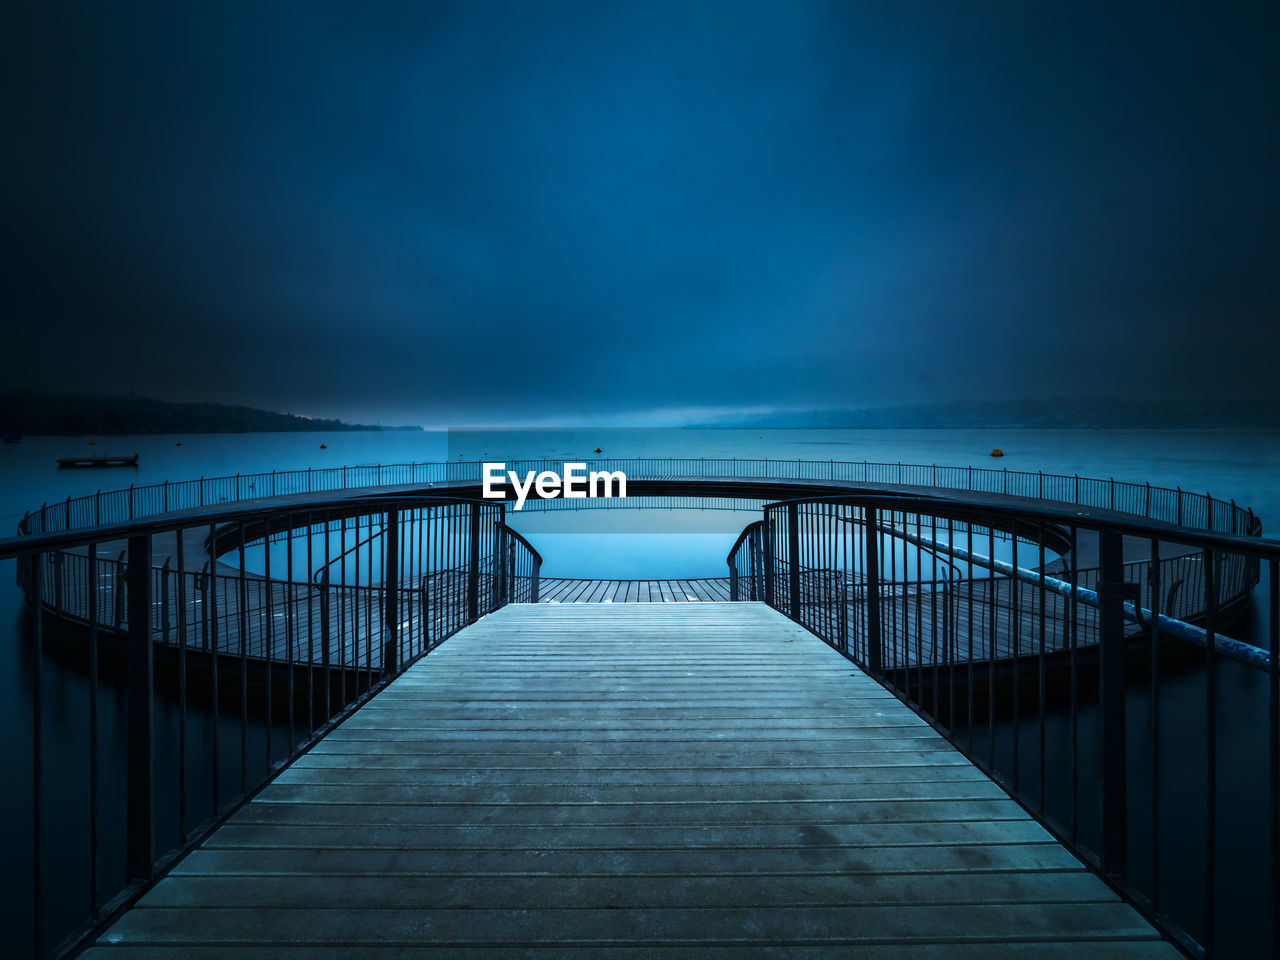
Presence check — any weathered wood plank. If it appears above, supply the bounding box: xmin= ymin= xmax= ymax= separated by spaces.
xmin=97 ymin=902 xmax=1163 ymax=946
xmin=137 ymin=871 xmax=1119 ymax=910
xmin=82 ymin=943 xmax=1183 ymax=960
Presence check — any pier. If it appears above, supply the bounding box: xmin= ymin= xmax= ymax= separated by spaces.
xmin=8 ymin=460 xmax=1279 ymax=958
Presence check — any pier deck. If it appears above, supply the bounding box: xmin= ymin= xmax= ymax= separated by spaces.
xmin=86 ymin=603 xmax=1175 ymax=957
xmin=539 ymin=576 xmax=733 ymax=602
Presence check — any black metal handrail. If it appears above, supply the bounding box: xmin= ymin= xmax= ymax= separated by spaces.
xmin=16 ymin=458 xmax=1262 ymax=540
xmin=727 ymin=492 xmax=1280 ymax=959
xmin=7 ymin=495 xmax=540 ymax=959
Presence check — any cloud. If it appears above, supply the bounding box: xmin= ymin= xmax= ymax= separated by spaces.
xmin=7 ymin=0 xmax=1277 ymax=423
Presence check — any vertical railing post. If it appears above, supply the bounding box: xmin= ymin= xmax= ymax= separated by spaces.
xmin=466 ymin=506 xmax=480 ymax=623
xmin=838 ymin=575 xmax=849 ymax=653
xmin=508 ymin=535 xmax=516 ymax=602
xmin=729 ymin=563 xmax=739 ymax=601
xmin=383 ymin=508 xmax=399 ymax=676
xmin=29 ymin=551 xmax=43 ymax=957
xmin=125 ymin=534 xmax=154 ymax=883
xmin=492 ymin=523 xmax=507 ymax=607
xmin=1203 ymin=547 xmax=1219 ymax=955
xmin=160 ymin=559 xmax=171 ymax=644
xmin=319 ymin=572 xmax=332 ymax=702
xmin=52 ymin=551 xmax=63 ymax=612
xmin=530 ymin=559 xmax=540 ymax=604
xmin=763 ymin=516 xmax=775 ymax=608
xmin=1098 ymin=529 xmax=1128 ymax=879
xmin=864 ymin=506 xmax=883 ymax=675
xmin=200 ymin=569 xmax=210 ymax=651
xmin=115 ymin=552 xmax=127 ymax=631
xmin=787 ymin=503 xmax=801 ymax=621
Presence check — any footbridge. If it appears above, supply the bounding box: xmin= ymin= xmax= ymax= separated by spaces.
xmin=6 ymin=459 xmax=1278 ymax=958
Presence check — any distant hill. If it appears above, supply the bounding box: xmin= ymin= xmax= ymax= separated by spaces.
xmin=699 ymin=398 xmax=1280 ymax=429
xmin=0 ymin=393 xmax=421 ymax=435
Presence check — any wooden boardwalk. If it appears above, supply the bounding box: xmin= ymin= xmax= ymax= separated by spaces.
xmin=86 ymin=603 xmax=1174 ymax=957
xmin=539 ymin=577 xmax=732 ymax=603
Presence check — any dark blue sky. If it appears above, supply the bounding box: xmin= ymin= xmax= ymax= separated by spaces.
xmin=7 ymin=1 xmax=1276 ymax=425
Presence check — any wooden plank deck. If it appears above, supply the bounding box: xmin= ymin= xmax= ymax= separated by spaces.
xmin=85 ymin=603 xmax=1175 ymax=957
xmin=539 ymin=577 xmax=732 ymax=603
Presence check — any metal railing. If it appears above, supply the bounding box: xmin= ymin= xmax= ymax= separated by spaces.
xmin=727 ymin=494 xmax=1279 ymax=958
xmin=5 ymin=494 xmax=540 ymax=959
xmin=17 ymin=458 xmax=1262 ymax=539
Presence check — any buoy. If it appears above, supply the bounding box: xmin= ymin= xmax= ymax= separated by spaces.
xmin=88 ymin=440 xmax=95 ymax=445
xmin=594 ymin=446 xmax=602 ymax=453
xmin=175 ymin=441 xmax=182 ymax=446
xmin=320 ymin=442 xmax=327 ymax=449
xmin=990 ymin=448 xmax=1004 ymax=458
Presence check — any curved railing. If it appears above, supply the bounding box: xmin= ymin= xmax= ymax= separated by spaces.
xmin=727 ymin=493 xmax=1280 ymax=958
xmin=4 ymin=494 xmax=540 ymax=959
xmin=16 ymin=458 xmax=1263 ymax=538
xmin=728 ymin=505 xmax=1259 ymax=658
xmin=19 ymin=458 xmax=1262 ymax=675
xmin=311 ymin=511 xmax=541 ymax=606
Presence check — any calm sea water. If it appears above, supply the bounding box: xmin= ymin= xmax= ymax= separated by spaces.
xmin=2 ymin=428 xmax=1278 ymax=955
xmin=4 ymin=427 xmax=1279 ymax=572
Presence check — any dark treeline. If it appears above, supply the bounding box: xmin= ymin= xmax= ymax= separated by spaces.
xmin=0 ymin=393 xmax=421 ymax=435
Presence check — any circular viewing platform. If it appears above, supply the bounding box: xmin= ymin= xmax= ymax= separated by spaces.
xmin=10 ymin=458 xmax=1268 ymax=676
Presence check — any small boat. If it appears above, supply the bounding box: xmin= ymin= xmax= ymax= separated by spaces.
xmin=3 ymin=432 xmax=19 ymax=443
xmin=57 ymin=453 xmax=140 ymax=469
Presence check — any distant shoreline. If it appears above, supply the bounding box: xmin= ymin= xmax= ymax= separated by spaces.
xmin=6 ymin=426 xmax=424 ymax=437
xmin=1 ymin=393 xmax=421 ymax=436
xmin=695 ymin=398 xmax=1280 ymax=430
